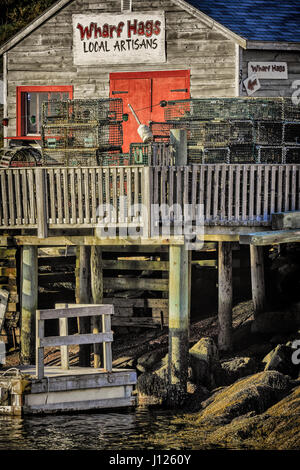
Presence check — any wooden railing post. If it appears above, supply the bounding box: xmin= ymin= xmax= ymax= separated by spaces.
xmin=142 ymin=166 xmax=152 ymax=239
xmin=55 ymin=303 xmax=70 ymax=370
xmin=170 ymin=129 xmax=187 ymax=165
xmin=36 ymin=310 xmax=45 ymax=380
xmin=102 ymin=314 xmax=112 ymax=372
xmin=36 ymin=168 xmax=48 ymax=238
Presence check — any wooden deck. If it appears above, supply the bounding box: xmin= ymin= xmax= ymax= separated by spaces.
xmin=0 ymin=303 xmax=137 ymax=416
xmin=0 ymin=164 xmax=299 ymax=236
xmin=0 ymin=366 xmax=137 ymax=415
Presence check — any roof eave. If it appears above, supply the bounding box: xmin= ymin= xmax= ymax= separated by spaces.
xmin=173 ymin=0 xmax=247 ymax=48
xmin=4 ymin=0 xmax=299 ymax=56
xmin=246 ymin=40 xmax=300 ymax=51
xmin=0 ymin=0 xmax=73 ymax=56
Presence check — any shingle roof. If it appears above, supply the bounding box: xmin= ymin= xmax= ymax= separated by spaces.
xmin=185 ymin=0 xmax=300 ymax=42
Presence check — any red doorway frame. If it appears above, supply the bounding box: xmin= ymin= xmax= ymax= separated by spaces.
xmin=110 ymin=69 xmax=190 ymax=86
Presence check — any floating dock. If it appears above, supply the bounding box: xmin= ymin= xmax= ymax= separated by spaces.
xmin=0 ymin=366 xmax=137 ymax=415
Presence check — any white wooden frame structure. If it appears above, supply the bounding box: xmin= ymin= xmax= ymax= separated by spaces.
xmin=36 ymin=304 xmax=113 ymax=380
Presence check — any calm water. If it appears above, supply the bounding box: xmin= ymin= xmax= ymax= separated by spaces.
xmin=0 ymin=407 xmax=214 ymax=451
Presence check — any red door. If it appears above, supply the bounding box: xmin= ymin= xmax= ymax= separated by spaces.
xmin=110 ymin=71 xmax=190 ymax=153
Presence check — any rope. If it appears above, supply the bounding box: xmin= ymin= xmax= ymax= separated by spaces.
xmin=130 ymin=101 xmax=165 ymax=114
xmin=0 ymin=367 xmax=24 ymax=377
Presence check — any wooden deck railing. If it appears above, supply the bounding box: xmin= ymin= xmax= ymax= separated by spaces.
xmin=152 ymin=164 xmax=300 ymax=226
xmin=0 ymin=164 xmax=300 ymax=233
xmin=0 ymin=166 xmax=151 ymax=235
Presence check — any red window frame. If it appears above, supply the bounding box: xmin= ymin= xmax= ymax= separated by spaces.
xmin=16 ymin=86 xmax=73 ymax=139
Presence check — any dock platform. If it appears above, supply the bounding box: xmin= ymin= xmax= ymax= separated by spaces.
xmin=0 ymin=366 xmax=137 ymax=415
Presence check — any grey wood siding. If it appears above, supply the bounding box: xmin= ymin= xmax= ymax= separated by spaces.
xmin=5 ymin=0 xmax=237 ymax=138
xmin=242 ymin=49 xmax=300 ymax=97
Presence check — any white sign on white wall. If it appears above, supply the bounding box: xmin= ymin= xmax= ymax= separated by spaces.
xmin=72 ymin=12 xmax=166 ymax=65
xmin=248 ymin=62 xmax=288 ymax=79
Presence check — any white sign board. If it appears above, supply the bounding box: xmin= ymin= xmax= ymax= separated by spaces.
xmin=248 ymin=62 xmax=288 ymax=79
xmin=244 ymin=74 xmax=261 ymax=96
xmin=73 ymin=12 xmax=166 ymax=65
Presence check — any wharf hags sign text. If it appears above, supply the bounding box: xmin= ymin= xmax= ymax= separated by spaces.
xmin=72 ymin=13 xmax=166 ymax=65
xmin=248 ymin=62 xmax=288 ymax=80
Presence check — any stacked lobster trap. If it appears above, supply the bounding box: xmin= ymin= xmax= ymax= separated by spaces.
xmin=41 ymin=98 xmax=124 ymax=166
xmin=150 ymin=97 xmax=300 ymax=164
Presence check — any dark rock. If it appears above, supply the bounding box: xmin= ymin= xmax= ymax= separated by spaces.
xmin=251 ymin=311 xmax=299 ymax=335
xmin=154 ymin=363 xmax=168 ymax=380
xmin=196 ymin=370 xmax=291 ymax=426
xmin=205 ymin=384 xmax=300 ymax=449
xmin=219 ymin=356 xmax=260 ymax=386
xmin=137 ymin=371 xmax=168 ymax=400
xmin=187 ymin=381 xmax=197 ymax=394
xmin=270 ymin=335 xmax=289 ymax=346
xmin=288 ymin=303 xmax=300 ymax=324
xmin=154 ymin=362 xmax=193 ymax=381
xmin=241 ymin=342 xmax=274 ymax=358
xmin=112 ymin=356 xmax=136 ymax=368
xmin=189 ymin=337 xmax=219 ymax=388
xmin=136 ymin=349 xmax=167 ymax=373
xmin=232 ymin=321 xmax=253 ymax=350
xmin=263 ymin=344 xmax=299 ymax=378
xmin=184 ymin=384 xmax=211 ymax=412
xmin=137 ymin=364 xmax=189 ymax=408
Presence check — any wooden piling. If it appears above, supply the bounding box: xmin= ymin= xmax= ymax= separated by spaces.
xmin=168 ymin=245 xmax=189 ymax=395
xmin=77 ymin=246 xmax=92 ymax=366
xmin=90 ymin=246 xmax=103 ymax=368
xmin=21 ymin=245 xmax=38 ymax=364
xmin=250 ymin=245 xmax=266 ymax=317
xmin=218 ymin=242 xmax=233 ymax=352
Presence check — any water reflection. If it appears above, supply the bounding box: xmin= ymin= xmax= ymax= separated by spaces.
xmin=0 ymin=407 xmax=200 ymax=450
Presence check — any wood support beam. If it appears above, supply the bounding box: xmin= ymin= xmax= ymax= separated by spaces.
xmin=250 ymin=245 xmax=266 ymax=317
xmin=90 ymin=246 xmax=103 ymax=368
xmin=240 ymin=230 xmax=300 ymax=246
xmin=21 ymin=246 xmax=38 ymax=364
xmin=9 ymin=236 xmax=185 ymax=246
xmin=168 ymin=245 xmax=190 ymax=395
xmin=218 ymin=242 xmax=233 ymax=352
xmin=77 ymin=246 xmax=92 ymax=367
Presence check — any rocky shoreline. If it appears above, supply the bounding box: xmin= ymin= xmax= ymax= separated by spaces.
xmin=3 ymin=299 xmax=300 ymax=449
xmin=135 ymin=301 xmax=300 ymax=449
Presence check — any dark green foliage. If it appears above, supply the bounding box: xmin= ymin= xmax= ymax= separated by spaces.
xmin=0 ymin=0 xmax=58 ymax=46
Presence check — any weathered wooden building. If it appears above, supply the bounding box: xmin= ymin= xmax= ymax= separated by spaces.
xmin=1 ymin=1 xmax=300 ymax=411
xmin=1 ymin=0 xmax=300 ymax=149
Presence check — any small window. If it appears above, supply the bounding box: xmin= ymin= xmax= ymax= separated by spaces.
xmin=121 ymin=0 xmax=132 ymax=12
xmin=17 ymin=86 xmax=73 ymax=137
